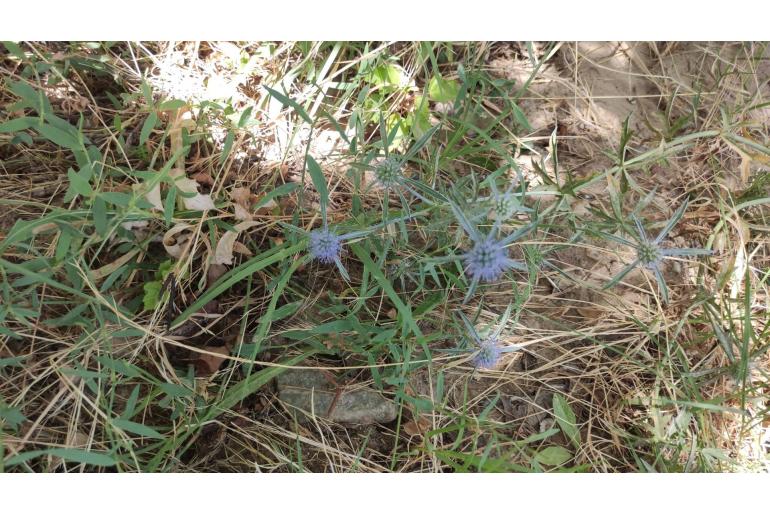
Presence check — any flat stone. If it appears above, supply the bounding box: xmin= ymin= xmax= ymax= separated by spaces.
xmin=276 ymin=369 xmax=397 ymax=426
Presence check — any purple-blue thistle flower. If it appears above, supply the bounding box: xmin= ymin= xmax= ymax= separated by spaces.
xmin=302 ymin=212 xmax=418 ymax=281
xmin=446 ymin=200 xmax=534 ymax=303
xmin=308 ymin=227 xmax=343 ymax=264
xmin=458 ymin=304 xmax=518 ymax=370
xmin=473 ymin=335 xmax=503 ymax=369
xmin=463 ymin=236 xmax=514 ymax=282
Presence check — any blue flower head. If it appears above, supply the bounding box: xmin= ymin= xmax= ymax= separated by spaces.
xmin=464 ymin=236 xmax=513 ymax=282
xmin=458 ymin=304 xmax=518 ymax=370
xmin=473 ymin=335 xmax=502 ymax=369
xmin=309 ymin=227 xmax=343 ymax=264
xmin=300 ymin=212 xmax=418 ymax=282
xmin=447 ymin=200 xmax=533 ymax=302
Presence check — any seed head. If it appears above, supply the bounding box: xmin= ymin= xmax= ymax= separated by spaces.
xmin=374 ymin=157 xmax=404 ymax=188
xmin=636 ymin=239 xmax=663 ymax=270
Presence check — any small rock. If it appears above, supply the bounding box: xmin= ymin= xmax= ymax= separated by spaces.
xmin=276 ymin=369 xmax=397 ymax=426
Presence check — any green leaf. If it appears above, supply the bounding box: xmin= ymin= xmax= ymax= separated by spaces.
xmin=67 ymin=168 xmax=93 ymax=197
xmin=8 ymin=80 xmax=45 ymax=109
xmin=552 ymin=393 xmax=581 ymax=448
xmin=112 ymin=418 xmax=164 ymax=439
xmin=533 ymin=446 xmax=572 ymax=466
xmin=253 ymin=182 xmax=299 ymax=210
xmin=158 ymin=382 xmax=192 ymax=398
xmin=512 ymin=102 xmax=533 ymax=132
xmin=368 ymin=64 xmax=404 ymax=89
xmin=238 ymin=106 xmax=254 ymax=128
xmin=351 ymin=242 xmax=425 ymax=345
xmin=46 ymin=303 xmax=89 ymax=327
xmin=0 ymin=257 xmax=95 ymax=302
xmin=3 ymin=41 xmax=25 ymax=60
xmin=428 ymin=75 xmax=460 ymax=103
xmin=158 ymin=98 xmax=187 ymax=111
xmin=219 ymin=130 xmax=234 ymax=166
xmin=142 ymin=280 xmax=162 ymax=310
xmin=37 ymin=123 xmax=82 ymax=151
xmin=92 ymin=196 xmax=107 ymax=236
xmin=139 ymin=111 xmax=158 ymax=146
xmin=263 ymin=86 xmax=313 ymax=124
xmin=211 ymin=351 xmax=315 ymax=416
xmin=140 ymin=80 xmax=154 ymax=105
xmin=0 ymin=356 xmax=26 ymax=369
xmin=4 ymin=448 xmax=116 ymax=467
xmin=0 ymin=116 xmax=38 ymax=133
xmin=306 ymin=155 xmax=329 ymax=219
xmin=259 ymin=301 xmax=300 ymax=323
xmin=95 ymin=356 xmax=145 ymax=379
xmin=11 ymin=133 xmax=33 ymax=145
xmin=100 ymin=192 xmax=131 ymax=207
xmin=163 ymin=185 xmax=177 ymax=224
xmin=171 ymin=241 xmax=305 ymax=327
xmin=0 ymin=403 xmax=27 ymax=430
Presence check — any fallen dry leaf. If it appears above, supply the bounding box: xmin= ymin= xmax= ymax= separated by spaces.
xmin=163 ymin=223 xmax=195 ymax=259
xmin=211 ymin=221 xmax=259 ymax=265
xmin=192 ymin=171 xmax=215 ymax=186
xmin=231 ymin=186 xmax=254 ymax=206
xmin=120 ymin=220 xmax=149 ymax=231
xmin=254 ymin=198 xmax=278 ymax=215
xmin=234 ymin=202 xmax=252 ymax=221
xmin=231 ymin=186 xmax=256 ymax=220
xmin=31 ymin=222 xmax=59 ymax=235
xmin=92 ymin=248 xmax=141 ymax=280
xmin=133 ymin=182 xmax=163 ymax=211
xmin=194 ymin=345 xmax=231 ymax=375
xmin=175 ymin=177 xmax=216 ymax=211
xmin=207 ymin=263 xmax=228 ymax=284
xmin=232 ymin=241 xmax=252 ymax=256
xmin=403 ymin=416 xmax=431 ymax=437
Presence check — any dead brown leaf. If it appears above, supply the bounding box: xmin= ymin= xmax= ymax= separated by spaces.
xmin=231 ymin=186 xmax=255 ymax=206
xmin=211 ymin=221 xmax=259 ymax=265
xmin=194 ymin=345 xmax=232 ymax=375
xmin=232 ymin=241 xmax=252 ymax=256
xmin=207 ymin=263 xmax=228 ymax=284
xmin=234 ymin=203 xmax=252 ymax=221
xmin=163 ymin=223 xmax=195 ymax=259
xmin=192 ymin=171 xmax=215 ymax=186
xmin=403 ymin=416 xmax=431 ymax=437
